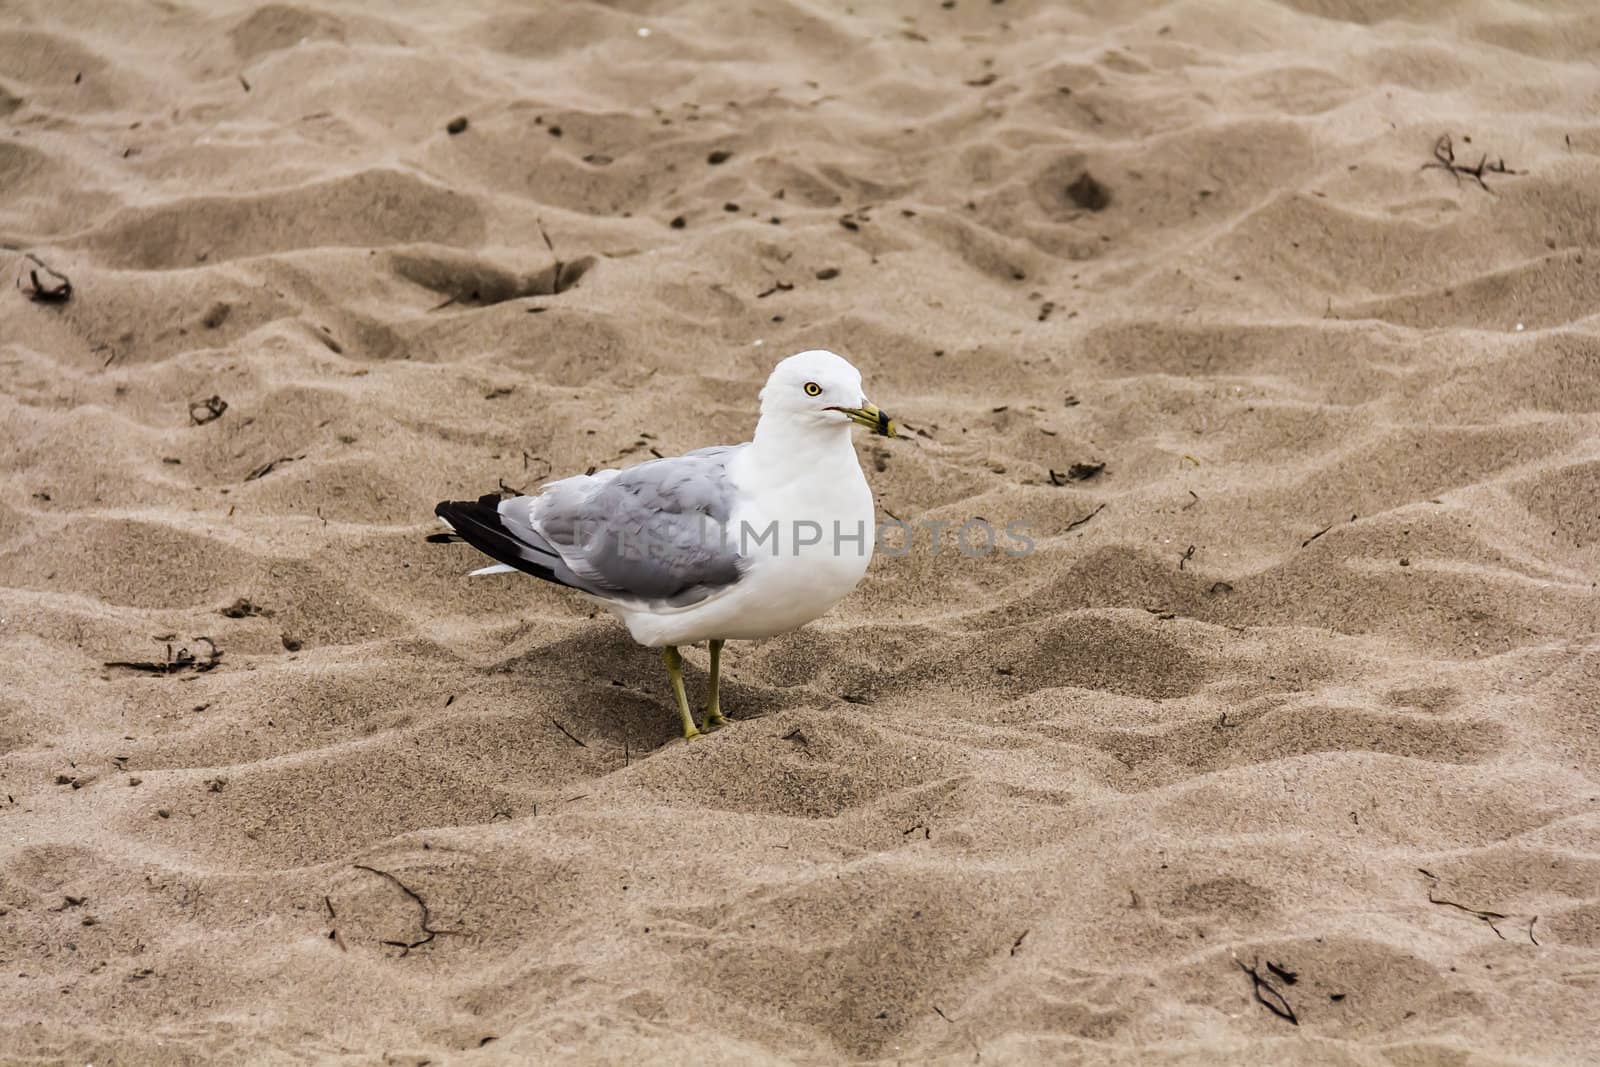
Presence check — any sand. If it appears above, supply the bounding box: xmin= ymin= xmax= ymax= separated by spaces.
xmin=3 ymin=0 xmax=1599 ymax=1062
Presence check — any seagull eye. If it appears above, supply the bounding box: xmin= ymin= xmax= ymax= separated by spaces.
xmin=803 ymin=381 xmax=822 ymax=397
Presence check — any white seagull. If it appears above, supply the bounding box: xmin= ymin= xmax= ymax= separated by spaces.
xmin=432 ymin=349 xmax=898 ymax=739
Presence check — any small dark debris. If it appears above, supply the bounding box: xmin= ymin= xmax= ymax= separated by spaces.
xmin=484 ymin=386 xmax=515 ymax=400
xmin=446 ymin=116 xmax=469 ymax=135
xmin=19 ymin=254 xmax=72 ymax=304
xmin=1301 ymin=522 xmax=1334 ymax=549
xmin=1067 ymin=172 xmax=1112 ymax=211
xmin=1065 ymin=462 xmax=1104 ymax=481
xmin=841 ymin=693 xmax=872 ymax=705
xmin=1399 ymin=557 xmax=1410 ymax=567
xmin=1010 ymin=930 xmax=1028 ymax=956
xmin=219 ymin=598 xmax=271 ymax=619
xmin=1419 ymin=868 xmax=1512 ymax=940
xmin=1179 ymin=544 xmax=1196 ymax=570
xmin=188 ymin=395 xmax=228 ymax=425
xmin=815 ymin=267 xmax=840 ymax=281
xmin=1330 ymin=993 xmax=1346 ymax=1002
xmin=1265 ymin=961 xmax=1298 ymax=986
xmin=547 ymin=125 xmax=562 ymax=137
xmin=781 ymin=728 xmax=808 ymax=747
xmin=724 ymin=202 xmax=740 ymax=212
xmin=583 ymin=152 xmax=613 ymax=166
xmin=105 ymin=637 xmax=221 ymax=676
xmin=352 ymin=863 xmax=456 ymax=957
xmin=1037 ymin=300 xmax=1055 ymax=322
xmin=245 ymin=454 xmax=302 ymax=481
xmin=966 ymin=73 xmax=998 ymax=87
xmin=201 ymin=302 xmax=231 ymax=329
xmin=1207 ymin=581 xmax=1234 ymax=596
xmin=1422 ymin=133 xmax=1522 ymax=192
xmin=281 ymin=635 xmax=302 ymax=652
xmin=669 ymin=215 xmax=686 ymax=229
xmin=839 ymin=215 xmax=859 ymax=231
xmin=1239 ymin=959 xmax=1298 ymax=1025
xmin=156 ymin=809 xmax=171 ymax=819
xmin=707 ymin=149 xmax=732 ymax=165
xmin=549 ymin=717 xmax=587 ymax=747
xmin=1065 ymin=503 xmax=1106 ymax=531
xmin=205 ymin=777 xmax=227 ymax=793
xmin=756 ymin=281 xmax=793 ymax=299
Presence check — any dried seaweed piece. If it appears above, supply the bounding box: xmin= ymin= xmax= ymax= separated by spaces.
xmin=351 ymin=864 xmax=457 ymax=956
xmin=1238 ymin=959 xmax=1298 ymax=1025
xmin=1065 ymin=503 xmax=1106 ymax=531
xmin=105 ymin=637 xmax=221 ymax=675
xmin=549 ymin=717 xmax=586 ymax=747
xmin=1422 ymin=134 xmax=1523 ymax=192
xmin=1418 ymin=868 xmax=1511 ymax=940
xmin=18 ymin=253 xmax=72 ymax=304
xmin=188 ymin=395 xmax=228 ymax=425
xmin=245 ymin=454 xmax=302 ymax=481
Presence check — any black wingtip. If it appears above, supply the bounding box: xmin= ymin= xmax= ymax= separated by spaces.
xmin=424 ymin=531 xmax=461 ymax=544
xmin=432 ymin=496 xmax=572 ymax=589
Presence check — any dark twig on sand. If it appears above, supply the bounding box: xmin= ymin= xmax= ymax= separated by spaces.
xmin=1065 ymin=503 xmax=1106 ymax=532
xmin=549 ymin=717 xmax=587 ymax=747
xmin=539 ymin=221 xmax=579 ymax=295
xmin=352 ymin=864 xmax=455 ymax=956
xmin=245 ymin=455 xmax=303 ymax=481
xmin=1418 ymin=868 xmax=1511 ymax=940
xmin=1238 ymin=959 xmax=1298 ymax=1025
xmin=1422 ymin=134 xmax=1523 ymax=192
xmin=105 ymin=637 xmax=221 ymax=676
xmin=1301 ymin=522 xmax=1334 ymax=548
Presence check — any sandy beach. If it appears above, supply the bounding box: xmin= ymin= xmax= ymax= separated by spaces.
xmin=3 ymin=0 xmax=1599 ymax=1062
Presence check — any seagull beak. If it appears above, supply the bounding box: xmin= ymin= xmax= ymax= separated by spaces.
xmin=833 ymin=402 xmax=899 ymax=438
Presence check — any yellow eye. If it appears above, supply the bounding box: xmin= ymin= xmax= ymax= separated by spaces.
xmin=804 ymin=381 xmax=822 ymax=397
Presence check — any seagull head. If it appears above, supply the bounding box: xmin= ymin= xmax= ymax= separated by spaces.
xmin=758 ymin=349 xmax=898 ymax=438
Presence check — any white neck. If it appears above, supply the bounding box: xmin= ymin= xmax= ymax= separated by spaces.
xmin=748 ymin=414 xmax=861 ymax=485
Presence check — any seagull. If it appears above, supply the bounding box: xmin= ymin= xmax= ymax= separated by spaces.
xmin=432 ymin=349 xmax=898 ymax=740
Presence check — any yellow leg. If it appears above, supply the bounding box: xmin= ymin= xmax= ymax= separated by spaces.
xmin=704 ymin=639 xmax=728 ymax=729
xmin=662 ymin=646 xmax=701 ymax=740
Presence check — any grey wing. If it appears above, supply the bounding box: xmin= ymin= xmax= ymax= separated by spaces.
xmin=504 ymin=444 xmax=748 ymax=608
